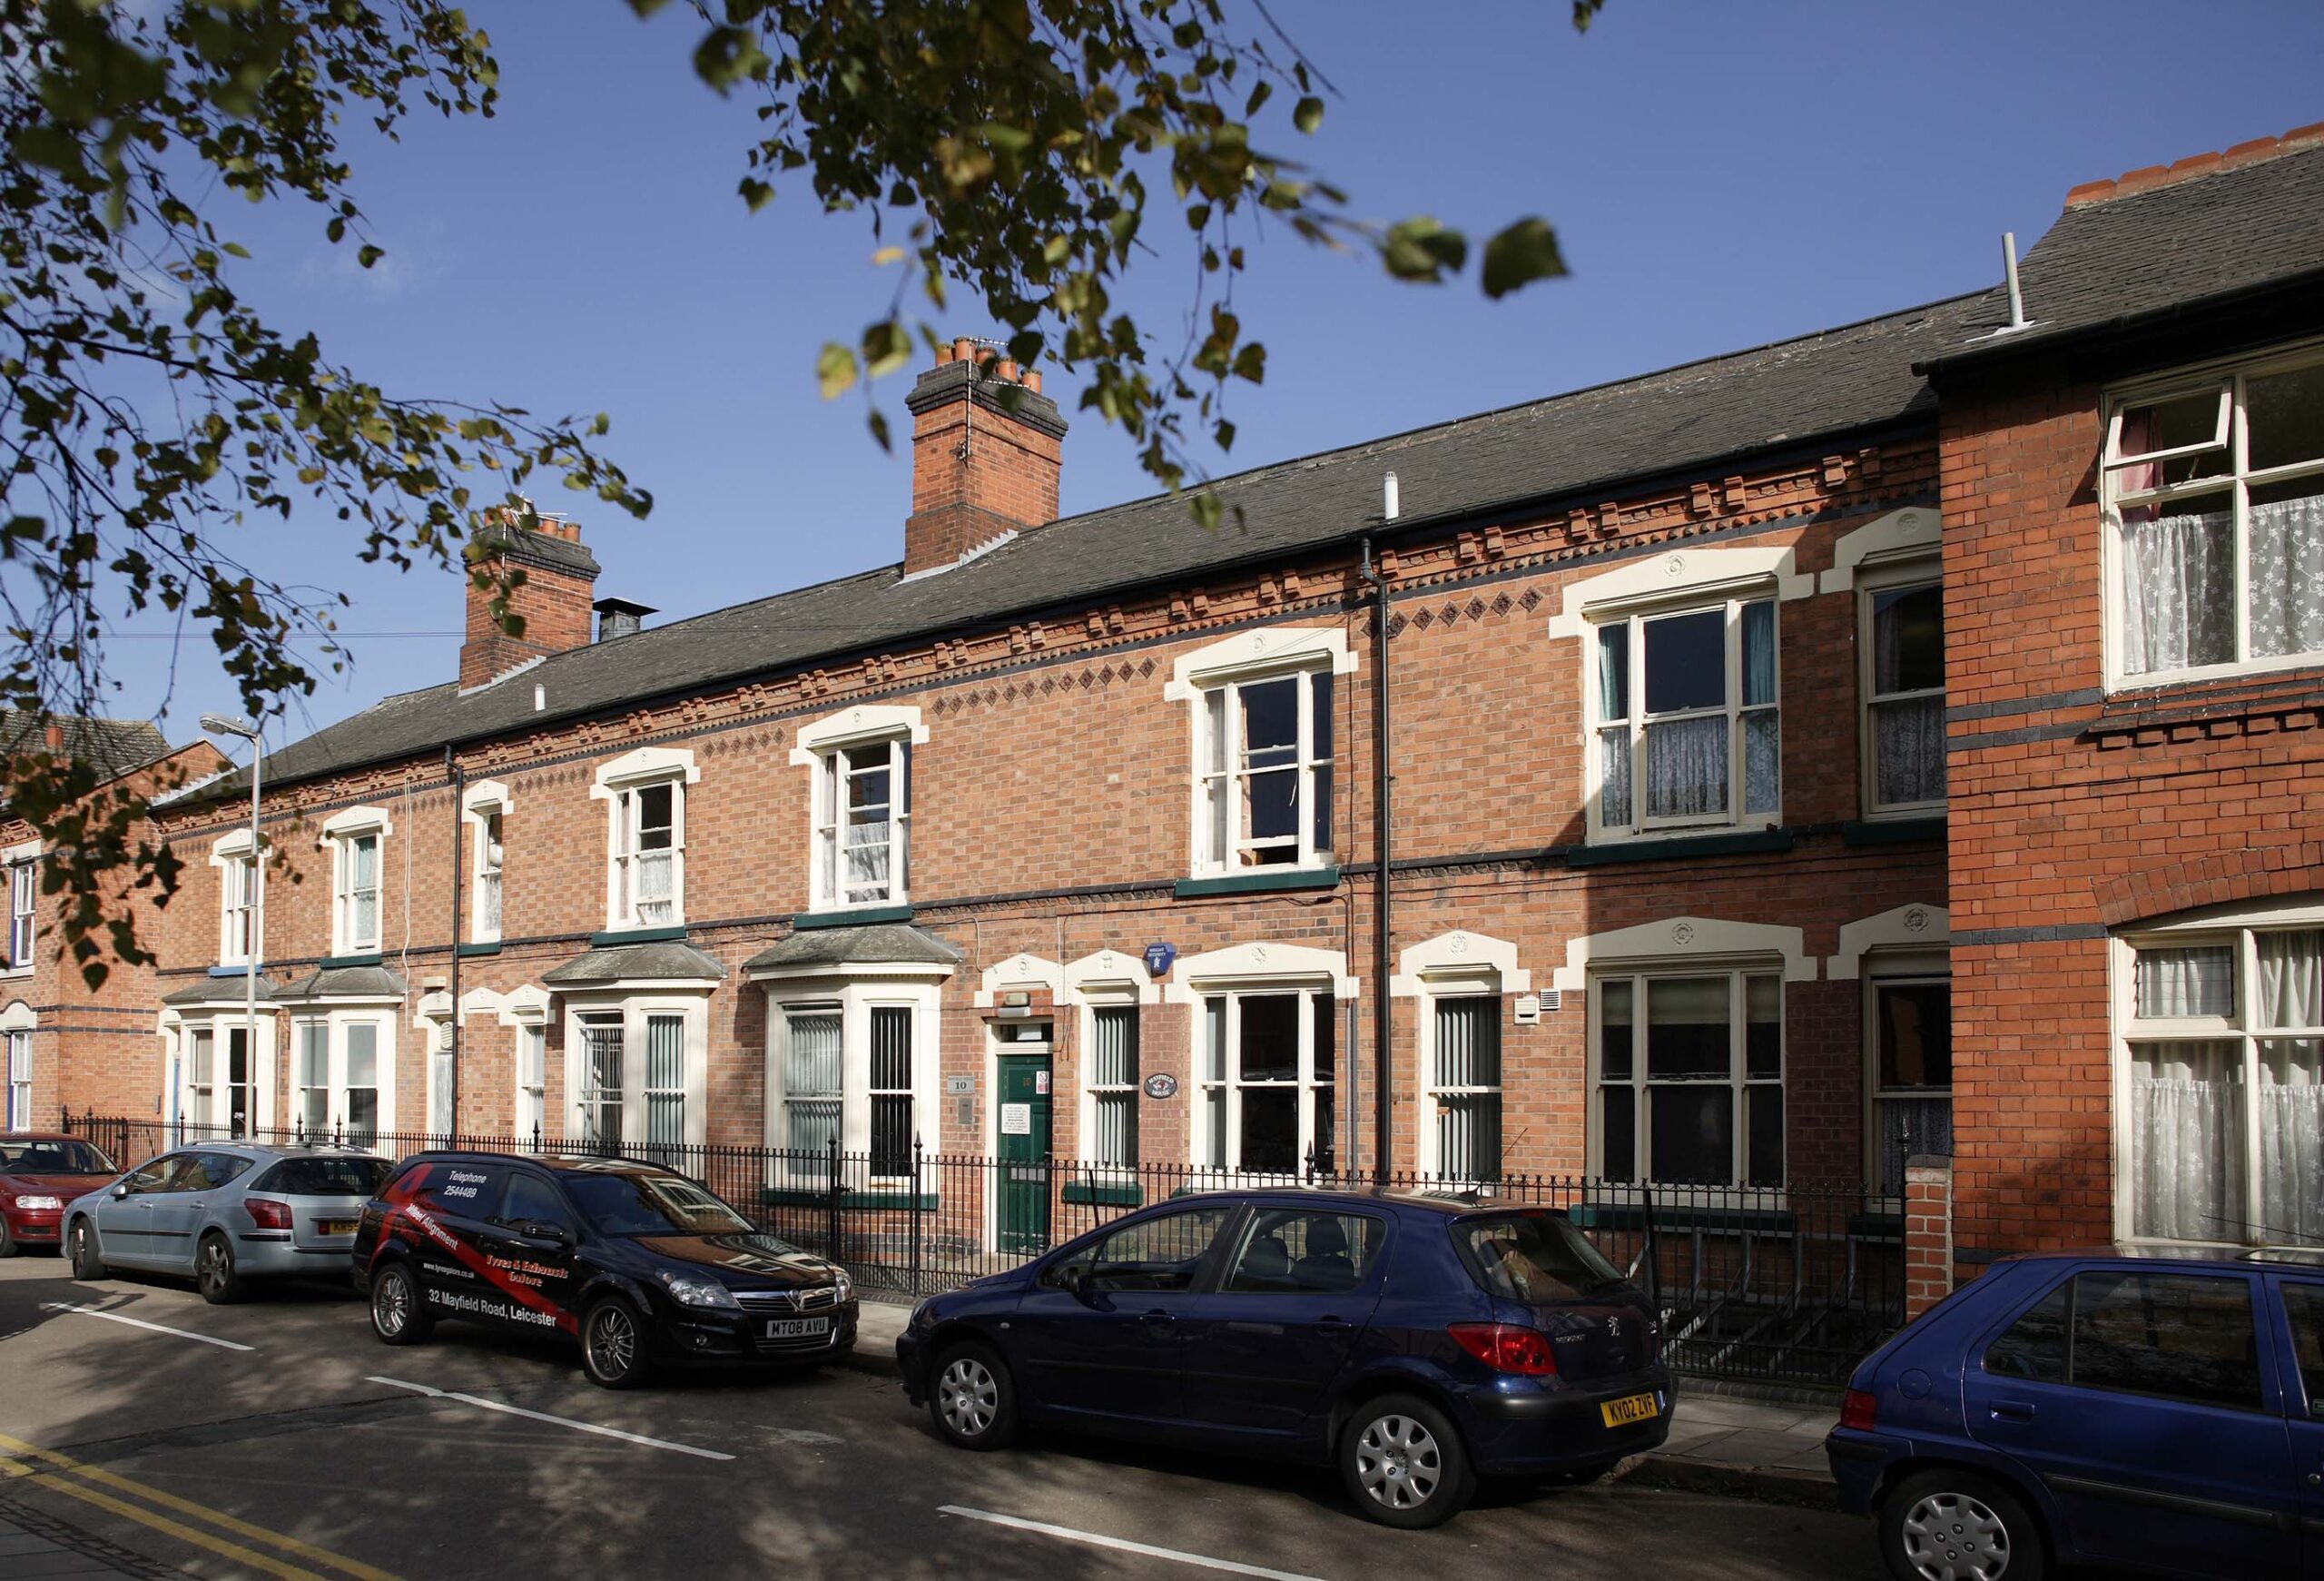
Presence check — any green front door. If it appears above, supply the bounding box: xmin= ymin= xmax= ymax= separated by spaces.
xmin=997 ymin=1048 xmax=1053 ymax=1254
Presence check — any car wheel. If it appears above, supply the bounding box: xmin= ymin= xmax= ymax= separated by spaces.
xmin=581 ymin=1298 xmax=652 ymax=1389
xmin=0 ymin=1215 xmax=17 ymax=1258
xmin=196 ymin=1232 xmax=245 ymax=1305
xmin=1881 ymin=1468 xmax=2046 ymax=1581
xmin=67 ymin=1220 xmax=104 ymax=1280
xmin=369 ymin=1262 xmax=433 ymax=1346
xmin=929 ymin=1340 xmax=1018 ymax=1450
xmin=1340 ymin=1393 xmax=1476 ymax=1529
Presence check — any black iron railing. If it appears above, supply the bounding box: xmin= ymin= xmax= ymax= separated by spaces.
xmin=64 ymin=1112 xmax=1903 ymax=1386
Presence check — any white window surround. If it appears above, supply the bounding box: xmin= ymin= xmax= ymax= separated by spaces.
xmin=318 ymin=805 xmax=391 ymax=956
xmin=2 ymin=837 xmax=34 ymax=978
xmin=1391 ymin=932 xmax=1529 ymax=1180
xmin=3 ymin=1001 xmax=34 ymax=1131
xmin=1817 ymin=508 xmax=1944 ymax=595
xmin=556 ymin=990 xmax=712 ymax=1151
xmin=461 ymin=780 xmax=511 ymax=944
xmin=1545 ymin=542 xmax=1816 ymax=642
xmin=479 ymin=983 xmax=552 ymax=1138
xmin=1061 ymin=948 xmax=1164 ymax=1007
xmin=1163 ymin=627 xmax=1357 ymax=880
xmin=1551 ymin=916 xmax=1816 ymax=994
xmin=973 ymin=952 xmax=1063 ymax=1009
xmin=793 ymin=707 xmax=920 ymax=914
xmin=209 ymin=829 xmax=264 ymax=967
xmin=161 ymin=1008 xmax=279 ymax=1137
xmin=2109 ymin=894 xmax=2324 ymax=1249
xmin=1853 ymin=558 xmax=1946 ymax=819
xmin=788 ymin=704 xmax=931 ymax=763
xmin=2099 ymin=341 xmax=2324 ymax=691
xmin=753 ymin=971 xmax=945 ymax=1182
xmin=1827 ymin=904 xmax=1950 ymax=980
xmin=591 ymin=746 xmax=697 ymax=932
xmin=1162 ymin=941 xmax=1361 ymax=1004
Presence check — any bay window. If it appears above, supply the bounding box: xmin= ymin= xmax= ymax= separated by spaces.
xmin=781 ymin=1006 xmax=842 ymax=1158
xmin=2120 ymin=913 xmax=2324 ymax=1245
xmin=2107 ymin=347 xmax=2324 ymax=684
xmin=5 ymin=1028 xmax=29 ymax=1130
xmin=1197 ymin=989 xmax=1335 ymax=1175
xmin=577 ymin=1013 xmax=625 ymax=1151
xmin=290 ymin=1016 xmax=387 ymax=1143
xmin=1592 ymin=596 xmax=1779 ymax=838
xmin=1861 ymin=576 xmax=1945 ymax=814
xmin=565 ymin=997 xmax=708 ymax=1156
xmin=760 ymin=983 xmax=939 ymax=1186
xmin=812 ymin=738 xmax=910 ymax=909
xmin=1592 ymin=968 xmax=1784 ymax=1186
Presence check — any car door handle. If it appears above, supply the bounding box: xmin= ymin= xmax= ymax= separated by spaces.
xmin=1315 ymin=1319 xmax=1353 ymax=1334
xmin=1141 ymin=1309 xmax=1175 ymax=1324
xmin=1989 ymin=1401 xmax=2036 ymax=1423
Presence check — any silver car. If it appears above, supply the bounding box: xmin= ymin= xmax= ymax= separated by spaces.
xmin=64 ymin=1143 xmax=392 ymax=1303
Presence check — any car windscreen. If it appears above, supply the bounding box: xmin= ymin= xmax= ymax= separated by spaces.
xmin=1455 ymin=1211 xmax=1625 ymax=1303
xmin=0 ymin=1140 xmax=117 ymax=1175
xmin=562 ymin=1171 xmax=753 ymax=1237
xmin=256 ymin=1157 xmax=391 ymax=1197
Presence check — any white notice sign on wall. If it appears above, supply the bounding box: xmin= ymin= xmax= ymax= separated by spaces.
xmin=1000 ymin=1102 xmax=1032 ymax=1136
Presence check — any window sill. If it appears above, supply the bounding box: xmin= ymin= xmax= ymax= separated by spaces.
xmin=791 ymin=904 xmax=914 ymax=931
xmin=589 ymin=925 xmax=687 ymax=947
xmin=2090 ymin=668 xmax=2324 ymax=746
xmin=760 ymin=1185 xmax=937 ymax=1210
xmin=1568 ymin=1200 xmax=1798 ymax=1234
xmin=319 ymin=953 xmax=383 ymax=970
xmin=1060 ymin=1178 xmax=1144 ymax=1207
xmin=1841 ymin=816 xmax=1946 ymax=846
xmin=1564 ymin=829 xmax=1792 ymax=867
xmin=455 ymin=941 xmax=503 ymax=958
xmin=1174 ymin=865 xmax=1342 ymax=899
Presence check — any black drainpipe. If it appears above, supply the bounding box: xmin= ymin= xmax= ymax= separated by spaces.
xmin=446 ymin=746 xmax=464 ymax=1135
xmin=1358 ymin=535 xmax=1393 ymax=1188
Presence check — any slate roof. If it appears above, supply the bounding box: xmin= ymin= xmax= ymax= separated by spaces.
xmin=541 ymin=940 xmax=726 ymax=985
xmin=1922 ymin=139 xmax=2324 ymax=371
xmin=279 ymin=965 xmax=408 ymax=1001
xmin=162 ymin=976 xmax=277 ymax=1006
xmin=232 ymin=291 xmax=1991 ymax=797
xmin=0 ymin=710 xmax=170 ymax=782
xmin=743 ymin=924 xmax=964 ymax=974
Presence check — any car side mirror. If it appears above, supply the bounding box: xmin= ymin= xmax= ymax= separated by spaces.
xmin=520 ymin=1220 xmax=573 ymax=1248
xmin=110 ymin=1184 xmax=129 ymax=1200
xmin=1067 ymin=1264 xmax=1098 ymax=1302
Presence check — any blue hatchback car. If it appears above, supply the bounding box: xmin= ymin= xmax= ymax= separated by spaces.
xmin=895 ymin=1189 xmax=1671 ymax=1527
xmin=1826 ymin=1247 xmax=2324 ymax=1581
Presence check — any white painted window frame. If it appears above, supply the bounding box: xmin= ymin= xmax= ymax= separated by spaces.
xmin=793 ymin=707 xmax=929 ymax=915
xmin=2100 ymin=339 xmax=2324 ymax=690
xmin=1855 ymin=558 xmax=1946 ymax=819
xmin=287 ymin=1009 xmax=396 ymax=1141
xmin=557 ymin=991 xmax=711 ymax=1152
xmin=2111 ymin=895 xmax=2324 ymax=1249
xmin=167 ymin=1010 xmax=279 ymax=1139
xmin=318 ymin=806 xmax=392 ymax=956
xmin=1194 ymin=985 xmax=1334 ymax=1177
xmin=1393 ymin=932 xmax=1530 ymax=1182
xmin=3 ymin=1004 xmax=32 ymax=1131
xmin=213 ymin=834 xmax=259 ymax=967
xmin=1588 ymin=963 xmax=1787 ymax=1190
xmin=1163 ymin=628 xmax=1356 ymax=880
xmin=462 ymin=780 xmax=510 ymax=944
xmin=1858 ymin=954 xmax=1952 ymax=1196
xmin=759 ymin=976 xmax=942 ymax=1186
xmin=8 ymin=855 xmax=36 ymax=970
xmin=591 ymin=748 xmax=698 ymax=934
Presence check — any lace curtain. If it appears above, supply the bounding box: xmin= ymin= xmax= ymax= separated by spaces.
xmin=2132 ymin=1041 xmax=2243 ymax=1240
xmin=2260 ymin=1043 xmax=2324 ymax=1244
xmin=1646 ymin=715 xmax=1728 ymax=818
xmin=2122 ymin=494 xmax=2324 ymax=673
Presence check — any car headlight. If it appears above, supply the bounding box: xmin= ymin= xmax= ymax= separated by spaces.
xmin=656 ymin=1271 xmax=740 ymax=1310
xmin=14 ymin=1196 xmax=61 ymax=1212
xmin=832 ymin=1270 xmax=853 ymax=1303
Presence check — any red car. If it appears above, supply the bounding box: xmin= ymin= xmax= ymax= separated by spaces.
xmin=0 ymin=1134 xmax=120 ymax=1256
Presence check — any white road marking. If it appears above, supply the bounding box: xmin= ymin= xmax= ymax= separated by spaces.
xmin=367 ymin=1376 xmax=734 ymax=1461
xmin=40 ymin=1302 xmax=255 ymax=1352
xmin=936 ymin=1507 xmax=1327 ymax=1581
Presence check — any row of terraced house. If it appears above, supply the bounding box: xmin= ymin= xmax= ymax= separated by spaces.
xmin=8 ymin=125 xmax=2324 ymax=1348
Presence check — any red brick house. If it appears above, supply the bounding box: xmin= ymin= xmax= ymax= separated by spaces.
xmin=49 ymin=124 xmax=2324 ymax=1319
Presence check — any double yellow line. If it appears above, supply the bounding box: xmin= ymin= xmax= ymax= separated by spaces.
xmin=0 ymin=1430 xmax=399 ymax=1581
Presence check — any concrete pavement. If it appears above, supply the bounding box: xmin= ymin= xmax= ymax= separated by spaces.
xmin=846 ymin=1295 xmax=1846 ymax=1507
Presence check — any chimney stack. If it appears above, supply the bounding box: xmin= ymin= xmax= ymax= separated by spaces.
xmin=592 ymin=597 xmax=655 ymax=644
xmin=901 ymin=342 xmax=1068 ymax=576
xmin=459 ymin=505 xmax=602 ymax=689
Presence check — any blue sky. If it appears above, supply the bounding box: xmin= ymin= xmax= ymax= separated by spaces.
xmin=81 ymin=0 xmax=2324 ymax=754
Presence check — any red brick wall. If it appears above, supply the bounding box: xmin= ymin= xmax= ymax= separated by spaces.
xmin=459 ymin=518 xmax=598 ymax=690
xmin=903 ymin=380 xmax=1063 ymax=574
xmin=1940 ymin=360 xmax=2324 ymax=1270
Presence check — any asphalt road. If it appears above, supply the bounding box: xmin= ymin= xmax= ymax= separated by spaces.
xmin=0 ymin=1255 xmax=1882 ymax=1581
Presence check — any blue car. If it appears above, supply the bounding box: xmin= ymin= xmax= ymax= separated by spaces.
xmin=895 ymin=1189 xmax=1671 ymax=1527
xmin=1826 ymin=1247 xmax=2324 ymax=1581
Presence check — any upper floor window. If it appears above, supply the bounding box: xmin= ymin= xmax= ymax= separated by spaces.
xmin=1860 ymin=576 xmax=1945 ymax=815
xmin=813 ymin=739 xmax=909 ymax=909
xmin=8 ymin=857 xmax=35 ymax=968
xmin=1166 ymin=628 xmax=1353 ymax=880
xmin=2107 ymin=348 xmax=2324 ymax=685
xmin=319 ymin=807 xmax=391 ymax=956
xmin=217 ymin=845 xmax=257 ymax=966
xmin=464 ymin=780 xmax=510 ymax=944
xmin=1592 ymin=597 xmax=1779 ymax=838
xmin=594 ymin=748 xmax=696 ymax=933
xmin=2118 ymin=909 xmax=2323 ymax=1246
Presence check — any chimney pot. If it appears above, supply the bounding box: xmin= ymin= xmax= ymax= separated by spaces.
xmin=44 ymin=722 xmax=62 ymax=752
xmin=1024 ymin=370 xmax=1043 ymax=395
xmin=996 ymin=360 xmax=1019 ymax=382
xmin=952 ymin=337 xmax=976 ymax=365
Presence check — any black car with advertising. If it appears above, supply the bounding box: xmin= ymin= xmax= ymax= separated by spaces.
xmin=350 ymin=1151 xmax=857 ymax=1388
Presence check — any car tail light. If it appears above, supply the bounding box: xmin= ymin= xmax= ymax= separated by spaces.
xmin=242 ymin=1197 xmax=293 ymax=1231
xmin=1448 ymin=1322 xmax=1560 ymax=1377
xmin=1840 ymin=1388 xmax=1878 ymax=1431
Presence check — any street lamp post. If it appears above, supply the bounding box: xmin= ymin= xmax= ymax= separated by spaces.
xmin=202 ymin=713 xmax=262 ymax=1140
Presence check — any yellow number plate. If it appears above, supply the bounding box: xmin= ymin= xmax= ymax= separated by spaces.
xmin=1600 ymin=1392 xmax=1659 ymax=1428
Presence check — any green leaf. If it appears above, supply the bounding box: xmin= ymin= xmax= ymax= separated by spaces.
xmin=356 ymin=244 xmax=384 ymax=269
xmin=816 ymin=341 xmax=859 ymax=400
xmin=739 ymin=176 xmax=774 ymax=212
xmin=1381 ymin=216 xmax=1467 ymax=282
xmin=1480 ymin=217 xmax=1569 ymax=298
xmin=1231 ymin=343 xmax=1265 ymax=384
xmin=1293 ymin=96 xmax=1324 ymax=134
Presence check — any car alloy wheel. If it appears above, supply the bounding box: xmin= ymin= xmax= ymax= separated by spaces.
xmin=1898 ymin=1489 xmax=2014 ymax=1581
xmin=196 ymin=1234 xmax=241 ymax=1304
xmin=69 ymin=1221 xmax=103 ymax=1280
xmin=370 ymin=1264 xmax=430 ymax=1345
xmin=583 ymin=1299 xmax=647 ymax=1388
xmin=1355 ymin=1412 xmax=1444 ymax=1513
xmin=939 ymin=1355 xmax=1000 ymax=1439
